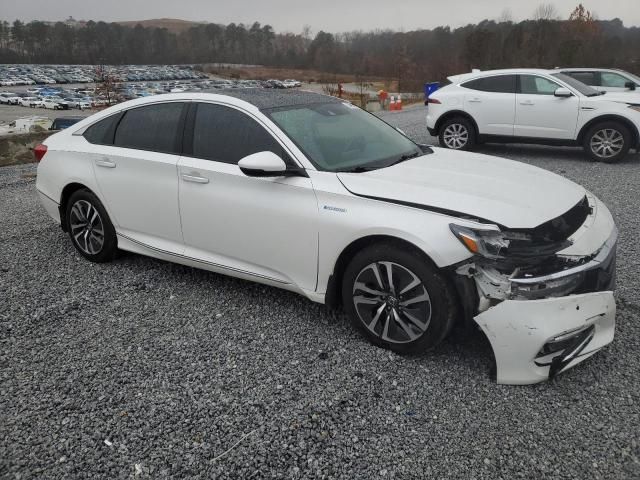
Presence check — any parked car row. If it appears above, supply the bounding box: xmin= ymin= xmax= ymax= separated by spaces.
xmin=427 ymin=67 xmax=640 ymax=163
xmin=1 ymin=87 xmax=98 ymax=110
xmin=0 ymin=64 xmax=207 ymax=86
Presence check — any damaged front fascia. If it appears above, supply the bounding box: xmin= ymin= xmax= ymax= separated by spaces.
xmin=452 ymin=195 xmax=598 ymax=310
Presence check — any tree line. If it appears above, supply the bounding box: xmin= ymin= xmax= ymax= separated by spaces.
xmin=1 ymin=4 xmax=639 ymax=90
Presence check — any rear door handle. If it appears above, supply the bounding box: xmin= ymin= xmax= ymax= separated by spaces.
xmin=468 ymin=98 xmax=482 ymax=103
xmin=181 ymin=174 xmax=209 ymax=184
xmin=95 ymin=158 xmax=116 ymax=168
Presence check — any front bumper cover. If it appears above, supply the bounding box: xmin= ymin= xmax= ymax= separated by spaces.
xmin=475 ymin=291 xmax=615 ymax=385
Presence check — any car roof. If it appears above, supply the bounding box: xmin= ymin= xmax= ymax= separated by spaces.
xmin=447 ymin=68 xmax=553 ymax=84
xmin=554 ymin=67 xmax=624 ymax=72
xmin=201 ymin=88 xmax=340 ymax=110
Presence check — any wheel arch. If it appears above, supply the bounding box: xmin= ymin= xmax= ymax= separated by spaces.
xmin=577 ymin=115 xmax=640 ymax=146
xmin=324 ymin=234 xmax=440 ymax=310
xmin=58 ymin=182 xmax=91 ymax=232
xmin=434 ymin=110 xmax=479 ymax=138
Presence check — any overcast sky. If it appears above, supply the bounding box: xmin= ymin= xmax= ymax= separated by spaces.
xmin=2 ymin=0 xmax=638 ymax=33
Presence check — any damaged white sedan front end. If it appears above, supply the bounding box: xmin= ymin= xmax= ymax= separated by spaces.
xmin=452 ymin=194 xmax=617 ymax=384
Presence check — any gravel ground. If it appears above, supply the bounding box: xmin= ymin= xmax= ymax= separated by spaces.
xmin=1 ymin=107 xmax=640 ymax=479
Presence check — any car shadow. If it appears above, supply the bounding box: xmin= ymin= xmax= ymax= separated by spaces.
xmin=112 ymin=250 xmax=497 ymax=380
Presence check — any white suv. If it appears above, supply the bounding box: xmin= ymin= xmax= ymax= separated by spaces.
xmin=558 ymin=68 xmax=640 ymax=93
xmin=427 ymin=68 xmax=640 ymax=163
xmin=36 ymin=90 xmax=617 ymax=384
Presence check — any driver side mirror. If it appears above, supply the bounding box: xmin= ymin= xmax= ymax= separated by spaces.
xmin=238 ymin=151 xmax=306 ymax=178
xmin=625 ymin=81 xmax=637 ymax=91
xmin=554 ymin=87 xmax=573 ymax=98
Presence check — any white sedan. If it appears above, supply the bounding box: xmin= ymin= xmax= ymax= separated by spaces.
xmin=35 ymin=91 xmax=617 ymax=384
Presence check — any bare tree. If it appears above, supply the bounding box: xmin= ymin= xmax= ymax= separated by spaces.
xmin=498 ymin=8 xmax=514 ymax=23
xmin=533 ymin=3 xmax=559 ymax=21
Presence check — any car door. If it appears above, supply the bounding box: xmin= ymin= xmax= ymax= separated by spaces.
xmin=461 ymin=74 xmax=516 ymax=136
xmin=514 ymin=75 xmax=579 ymax=139
xmin=89 ymin=101 xmax=187 ymax=253
xmin=177 ymin=102 xmax=319 ymax=291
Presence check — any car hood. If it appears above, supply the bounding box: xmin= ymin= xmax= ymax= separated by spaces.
xmin=337 ymin=148 xmax=586 ymax=229
xmin=589 ymin=92 xmax=640 ymax=104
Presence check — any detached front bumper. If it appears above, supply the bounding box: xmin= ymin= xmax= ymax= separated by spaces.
xmin=469 ymin=195 xmax=617 ymax=384
xmin=475 ymin=291 xmax=615 ymax=384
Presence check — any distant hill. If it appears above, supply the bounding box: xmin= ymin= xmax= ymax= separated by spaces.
xmin=116 ymin=18 xmax=207 ymax=33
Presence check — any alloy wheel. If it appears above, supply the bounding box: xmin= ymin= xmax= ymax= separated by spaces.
xmin=352 ymin=262 xmax=432 ymax=344
xmin=443 ymin=124 xmax=469 ymax=149
xmin=590 ymin=128 xmax=624 ymax=159
xmin=69 ymin=200 xmax=105 ymax=255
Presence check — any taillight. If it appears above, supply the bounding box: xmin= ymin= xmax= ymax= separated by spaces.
xmin=427 ymin=98 xmax=441 ymax=104
xmin=34 ymin=144 xmax=48 ymax=162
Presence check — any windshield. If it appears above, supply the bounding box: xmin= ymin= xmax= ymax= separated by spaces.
xmin=551 ymin=73 xmax=602 ymax=96
xmin=264 ymin=102 xmax=424 ymax=172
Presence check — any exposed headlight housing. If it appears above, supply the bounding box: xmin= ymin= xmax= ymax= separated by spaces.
xmin=449 ymin=224 xmax=520 ymax=260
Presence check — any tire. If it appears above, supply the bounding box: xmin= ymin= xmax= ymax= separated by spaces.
xmin=65 ymin=189 xmax=117 ymax=263
xmin=583 ymin=121 xmax=631 ymax=163
xmin=342 ymin=243 xmax=456 ymax=354
xmin=438 ymin=116 xmax=476 ymax=151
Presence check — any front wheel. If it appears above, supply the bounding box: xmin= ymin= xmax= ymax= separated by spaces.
xmin=65 ymin=189 xmax=118 ymax=263
xmin=583 ymin=122 xmax=631 ymax=163
xmin=342 ymin=243 xmax=456 ymax=354
xmin=439 ymin=117 xmax=476 ymax=151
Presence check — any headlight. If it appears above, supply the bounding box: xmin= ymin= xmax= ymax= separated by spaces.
xmin=628 ymin=104 xmax=640 ymax=113
xmin=450 ymin=224 xmax=511 ymax=259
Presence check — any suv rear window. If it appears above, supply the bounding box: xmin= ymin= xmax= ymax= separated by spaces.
xmin=462 ymin=75 xmax=516 ymax=93
xmin=114 ymin=103 xmax=186 ymax=154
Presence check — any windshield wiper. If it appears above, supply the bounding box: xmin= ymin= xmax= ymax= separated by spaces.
xmin=387 ymin=151 xmax=422 ymax=167
xmin=336 ymin=166 xmax=380 ymax=173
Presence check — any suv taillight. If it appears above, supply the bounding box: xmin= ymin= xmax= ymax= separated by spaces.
xmin=34 ymin=144 xmax=48 ymax=162
xmin=427 ymin=98 xmax=441 ymax=104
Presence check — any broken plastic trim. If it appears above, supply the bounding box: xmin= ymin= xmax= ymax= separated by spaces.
xmin=546 ymin=325 xmax=596 ymax=378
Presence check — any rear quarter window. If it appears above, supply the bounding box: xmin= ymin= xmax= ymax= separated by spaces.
xmin=83 ymin=113 xmax=122 ymax=145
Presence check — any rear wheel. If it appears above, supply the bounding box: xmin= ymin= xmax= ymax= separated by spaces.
xmin=342 ymin=243 xmax=456 ymax=354
xmin=65 ymin=189 xmax=117 ymax=263
xmin=439 ymin=117 xmax=476 ymax=151
xmin=583 ymin=122 xmax=631 ymax=163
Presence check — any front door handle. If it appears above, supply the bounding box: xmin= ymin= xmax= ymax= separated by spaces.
xmin=181 ymin=174 xmax=209 ymax=184
xmin=520 ymin=101 xmax=535 ymax=106
xmin=468 ymin=98 xmax=482 ymax=103
xmin=95 ymin=158 xmax=116 ymax=168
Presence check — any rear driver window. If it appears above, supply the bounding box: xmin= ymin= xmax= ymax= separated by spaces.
xmin=462 ymin=75 xmax=516 ymax=93
xmin=191 ymin=103 xmax=287 ymax=164
xmin=114 ymin=103 xmax=185 ymax=154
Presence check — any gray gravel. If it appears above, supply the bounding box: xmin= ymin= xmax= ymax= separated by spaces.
xmin=1 ymin=107 xmax=640 ymax=479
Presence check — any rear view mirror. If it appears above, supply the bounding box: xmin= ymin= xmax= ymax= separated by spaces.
xmin=238 ymin=151 xmax=306 ymax=178
xmin=625 ymin=81 xmax=637 ymax=91
xmin=554 ymin=88 xmax=573 ymax=98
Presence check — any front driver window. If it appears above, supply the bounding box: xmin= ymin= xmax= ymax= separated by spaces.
xmin=601 ymin=72 xmax=629 ymax=88
xmin=191 ymin=103 xmax=289 ymax=165
xmin=520 ymin=76 xmax=561 ymax=95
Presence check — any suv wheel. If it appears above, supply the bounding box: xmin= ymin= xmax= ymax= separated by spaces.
xmin=583 ymin=122 xmax=631 ymax=163
xmin=342 ymin=243 xmax=456 ymax=354
xmin=65 ymin=189 xmax=117 ymax=263
xmin=439 ymin=117 xmax=476 ymax=151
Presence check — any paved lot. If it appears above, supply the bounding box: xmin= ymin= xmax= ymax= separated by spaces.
xmin=0 ymin=104 xmax=91 ymax=126
xmin=1 ymin=106 xmax=639 ymax=479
